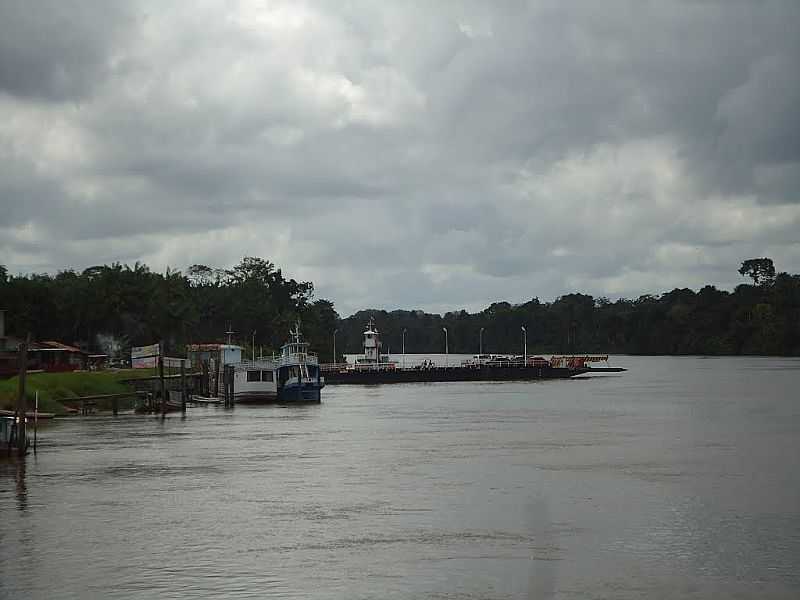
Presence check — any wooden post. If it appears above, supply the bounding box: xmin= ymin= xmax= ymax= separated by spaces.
xmin=180 ymin=359 xmax=187 ymax=413
xmin=223 ymin=367 xmax=227 ymax=405
xmin=201 ymin=360 xmax=209 ymax=396
xmin=214 ymin=358 xmax=220 ymax=397
xmin=221 ymin=365 xmax=227 ymax=406
xmin=16 ymin=337 xmax=28 ymax=456
xmin=229 ymin=365 xmax=235 ymax=407
xmin=33 ymin=390 xmax=38 ymax=455
xmin=159 ymin=353 xmax=166 ymax=416
xmin=112 ymin=396 xmax=119 ymax=416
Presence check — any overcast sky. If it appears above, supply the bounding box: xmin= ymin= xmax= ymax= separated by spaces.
xmin=1 ymin=1 xmax=798 ymax=316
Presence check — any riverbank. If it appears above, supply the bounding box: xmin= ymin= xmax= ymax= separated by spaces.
xmin=0 ymin=369 xmax=156 ymax=415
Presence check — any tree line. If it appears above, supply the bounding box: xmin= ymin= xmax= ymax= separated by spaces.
xmin=1 ymin=257 xmax=798 ymax=360
xmin=0 ymin=257 xmax=337 ymax=361
xmin=336 ymin=258 xmax=800 ymax=357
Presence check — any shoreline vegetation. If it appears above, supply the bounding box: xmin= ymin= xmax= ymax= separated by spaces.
xmin=0 ymin=369 xmax=156 ymax=415
xmin=0 ymin=256 xmax=797 ymax=392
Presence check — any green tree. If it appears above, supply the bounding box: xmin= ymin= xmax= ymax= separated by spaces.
xmin=739 ymin=258 xmax=776 ymax=287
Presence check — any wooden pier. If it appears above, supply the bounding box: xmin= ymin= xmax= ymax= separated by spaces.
xmin=122 ymin=359 xmax=202 ymax=415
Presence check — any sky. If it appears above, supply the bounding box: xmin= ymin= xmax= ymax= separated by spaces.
xmin=1 ymin=1 xmax=799 ymax=316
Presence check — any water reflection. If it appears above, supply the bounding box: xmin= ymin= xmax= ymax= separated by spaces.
xmin=14 ymin=458 xmax=27 ymax=512
xmin=526 ymin=494 xmax=557 ymax=599
xmin=1 ymin=358 xmax=799 ymax=599
xmin=0 ymin=457 xmax=28 ymax=512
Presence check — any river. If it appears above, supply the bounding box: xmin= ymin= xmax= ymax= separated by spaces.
xmin=1 ymin=356 xmax=799 ymax=599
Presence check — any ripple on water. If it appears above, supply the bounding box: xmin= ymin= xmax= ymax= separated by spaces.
xmin=2 ymin=358 xmax=800 ymax=599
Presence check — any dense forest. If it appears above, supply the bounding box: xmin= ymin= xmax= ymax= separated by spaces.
xmin=1 ymin=257 xmax=798 ymax=360
xmin=0 ymin=257 xmax=338 ymax=360
xmin=337 ymin=259 xmax=800 ymax=358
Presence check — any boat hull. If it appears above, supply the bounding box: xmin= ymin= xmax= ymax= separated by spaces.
xmin=234 ymin=391 xmax=279 ymax=403
xmin=323 ymin=365 xmax=588 ymax=385
xmin=278 ymin=382 xmax=323 ymax=403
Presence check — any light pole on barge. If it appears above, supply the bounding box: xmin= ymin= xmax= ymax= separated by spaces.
xmin=402 ymin=328 xmax=407 ymax=369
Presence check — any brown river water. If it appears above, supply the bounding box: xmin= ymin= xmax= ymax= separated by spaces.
xmin=1 ymin=356 xmax=799 ymax=599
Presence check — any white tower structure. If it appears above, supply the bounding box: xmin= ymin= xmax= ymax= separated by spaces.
xmin=363 ymin=317 xmax=382 ymax=364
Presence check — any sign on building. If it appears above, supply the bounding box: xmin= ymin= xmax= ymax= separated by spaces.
xmin=163 ymin=357 xmax=187 ymax=369
xmin=131 ymin=343 xmax=160 ymax=368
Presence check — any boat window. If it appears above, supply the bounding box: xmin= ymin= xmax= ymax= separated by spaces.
xmin=246 ymin=370 xmax=261 ymax=382
xmin=261 ymin=370 xmax=274 ymax=382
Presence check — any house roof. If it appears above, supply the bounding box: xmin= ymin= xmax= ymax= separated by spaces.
xmin=187 ymin=343 xmax=243 ymax=351
xmin=38 ymin=341 xmax=86 ymax=353
xmin=0 ymin=338 xmax=88 ymax=354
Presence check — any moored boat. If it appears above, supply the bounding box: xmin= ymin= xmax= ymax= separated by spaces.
xmin=274 ymin=324 xmax=324 ymax=402
xmin=228 ymin=324 xmax=323 ymax=403
xmin=232 ymin=359 xmax=278 ymax=403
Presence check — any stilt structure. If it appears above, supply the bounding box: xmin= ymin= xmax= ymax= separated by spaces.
xmin=159 ymin=352 xmax=166 ymax=417
xmin=180 ymin=360 xmax=187 ymax=413
xmin=15 ymin=338 xmax=28 ymax=456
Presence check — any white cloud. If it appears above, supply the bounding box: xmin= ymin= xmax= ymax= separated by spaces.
xmin=1 ymin=0 xmax=799 ymax=316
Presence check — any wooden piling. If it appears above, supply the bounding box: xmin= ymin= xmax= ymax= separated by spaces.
xmin=159 ymin=353 xmax=166 ymax=417
xmin=33 ymin=390 xmax=38 ymax=455
xmin=221 ymin=365 xmax=226 ymax=405
xmin=16 ymin=337 xmax=28 ymax=456
xmin=221 ymin=364 xmax=235 ymax=407
xmin=180 ymin=360 xmax=187 ymax=413
xmin=223 ymin=365 xmax=229 ymax=406
xmin=226 ymin=365 xmax=235 ymax=408
xmin=201 ymin=360 xmax=209 ymax=396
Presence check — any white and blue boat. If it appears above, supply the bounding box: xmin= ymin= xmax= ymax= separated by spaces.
xmin=231 ymin=324 xmax=323 ymax=403
xmin=275 ymin=324 xmax=324 ymax=402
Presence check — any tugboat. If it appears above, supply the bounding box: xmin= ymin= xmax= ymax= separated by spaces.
xmin=274 ymin=324 xmax=324 ymax=402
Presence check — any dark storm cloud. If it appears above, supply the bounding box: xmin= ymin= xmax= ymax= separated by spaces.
xmin=1 ymin=1 xmax=799 ymax=315
xmin=0 ymin=2 xmax=134 ymax=101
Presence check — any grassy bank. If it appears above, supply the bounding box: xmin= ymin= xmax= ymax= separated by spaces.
xmin=0 ymin=369 xmax=156 ymax=415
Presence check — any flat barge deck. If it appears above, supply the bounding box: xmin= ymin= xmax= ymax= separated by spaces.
xmin=325 ymin=317 xmax=626 ymax=385
xmin=322 ymin=364 xmax=625 ymax=385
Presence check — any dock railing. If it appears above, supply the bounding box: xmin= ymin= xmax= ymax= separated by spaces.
xmin=320 ymin=362 xmax=350 ymax=372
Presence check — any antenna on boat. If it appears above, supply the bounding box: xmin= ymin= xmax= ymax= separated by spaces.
xmin=290 ymin=321 xmax=302 ymax=344
xmin=225 ymin=322 xmax=235 ymax=346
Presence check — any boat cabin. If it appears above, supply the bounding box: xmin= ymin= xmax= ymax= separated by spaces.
xmin=351 ymin=317 xmax=397 ymax=370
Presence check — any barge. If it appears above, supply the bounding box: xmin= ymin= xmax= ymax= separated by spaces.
xmin=321 ymin=318 xmax=625 ymax=384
